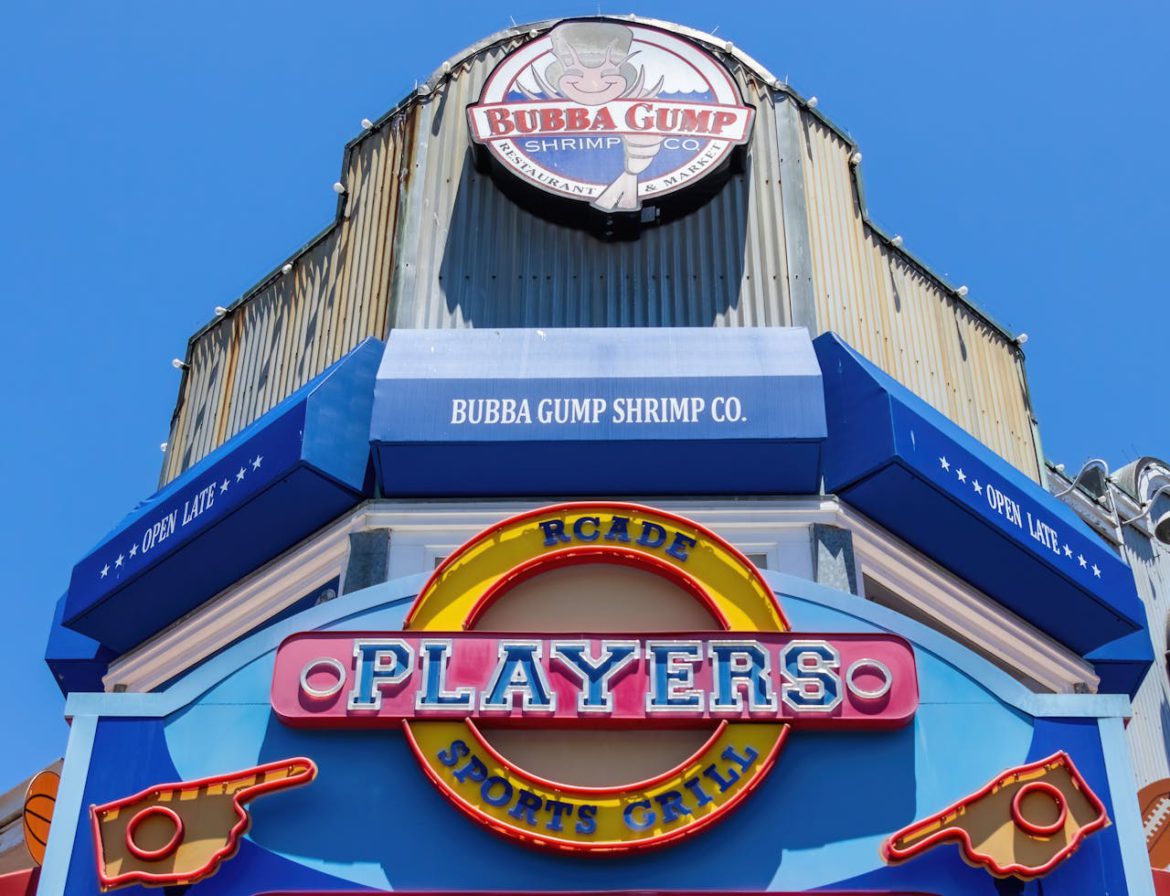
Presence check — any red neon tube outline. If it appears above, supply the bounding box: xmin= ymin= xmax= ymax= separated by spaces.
xmin=90 ymin=757 xmax=316 ymax=889
xmin=881 ymin=751 xmax=1108 ymax=879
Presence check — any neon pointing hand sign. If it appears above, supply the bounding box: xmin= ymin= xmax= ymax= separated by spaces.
xmin=90 ymin=758 xmax=316 ymax=889
xmin=882 ymin=752 xmax=1109 ymax=880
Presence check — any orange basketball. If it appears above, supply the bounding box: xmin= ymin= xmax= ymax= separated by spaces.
xmin=22 ymin=769 xmax=59 ymax=866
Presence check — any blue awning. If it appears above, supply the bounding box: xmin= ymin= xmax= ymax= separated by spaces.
xmin=370 ymin=327 xmax=827 ymax=496
xmin=815 ymin=332 xmax=1151 ymax=695
xmin=61 ymin=338 xmax=383 ymax=653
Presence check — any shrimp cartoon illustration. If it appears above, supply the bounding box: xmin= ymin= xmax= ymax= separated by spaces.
xmin=521 ymin=23 xmax=665 ymax=211
xmin=468 ymin=20 xmax=754 ymax=218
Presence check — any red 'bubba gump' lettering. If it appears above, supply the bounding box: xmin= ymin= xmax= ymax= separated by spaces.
xmin=478 ymin=101 xmax=745 ymax=140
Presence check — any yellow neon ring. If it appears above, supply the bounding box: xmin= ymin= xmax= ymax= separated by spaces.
xmin=404 ymin=501 xmax=788 ymax=852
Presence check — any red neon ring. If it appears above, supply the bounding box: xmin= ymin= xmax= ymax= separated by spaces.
xmin=465 ymin=545 xmax=730 ymax=629
xmin=124 ymin=804 xmax=185 ymax=861
xmin=408 ymin=500 xmax=787 ymax=630
xmin=1011 ymin=781 xmax=1068 ymax=837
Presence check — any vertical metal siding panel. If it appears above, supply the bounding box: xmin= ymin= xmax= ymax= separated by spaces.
xmin=258 ymin=280 xmax=289 ymax=419
xmin=336 ymin=147 xmax=366 ymax=360
xmin=801 ymin=112 xmax=1038 ymax=480
xmin=193 ymin=328 xmax=230 ymax=468
xmin=225 ymin=293 xmax=258 ymax=436
xmin=892 ymin=265 xmax=928 ymax=408
xmin=311 ymin=183 xmax=346 ymax=381
xmin=749 ymin=89 xmax=787 ymax=328
xmin=805 ymin=120 xmax=844 ymax=339
xmin=167 ymin=323 xmax=230 ymax=479
xmin=237 ymin=288 xmax=267 ymax=430
xmin=379 ymin=116 xmax=410 ymax=338
xmin=929 ymin=281 xmax=968 ymax=425
xmin=960 ymin=317 xmax=1000 ymax=457
xmin=236 ymin=289 xmax=264 ymax=431
xmin=831 ymin=125 xmax=867 ymax=349
xmin=364 ymin=140 xmax=389 ymax=341
xmin=964 ymin=318 xmax=1001 ymax=457
xmin=290 ymin=243 xmax=319 ymax=389
xmin=272 ymin=258 xmax=306 ymax=413
xmin=367 ymin=129 xmax=396 ymax=340
xmin=250 ymin=290 xmax=276 ymax=424
xmin=356 ymin=138 xmax=385 ymax=346
xmin=281 ymin=264 xmax=306 ymax=401
xmin=1121 ymin=528 xmax=1170 ymax=787
xmin=863 ymin=235 xmax=899 ymax=396
xmin=979 ymin=320 xmax=1030 ymax=465
xmin=299 ymin=231 xmax=326 ymax=387
xmin=262 ymin=275 xmax=294 ymax=417
xmin=161 ymin=109 xmax=407 ymax=480
xmin=351 ymin=138 xmax=385 ymax=349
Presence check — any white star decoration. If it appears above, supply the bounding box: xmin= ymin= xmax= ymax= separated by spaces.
xmin=932 ymin=455 xmax=1104 ymax=581
xmin=97 ymin=454 xmax=272 ymax=581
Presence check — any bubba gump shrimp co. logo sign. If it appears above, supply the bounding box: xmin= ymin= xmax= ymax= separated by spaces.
xmin=272 ymin=503 xmax=918 ymax=852
xmin=467 ymin=21 xmax=755 ymax=214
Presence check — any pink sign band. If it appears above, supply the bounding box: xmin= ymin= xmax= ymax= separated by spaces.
xmin=272 ymin=631 xmax=917 ymax=730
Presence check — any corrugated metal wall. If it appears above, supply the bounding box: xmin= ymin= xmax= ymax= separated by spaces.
xmin=160 ymin=115 xmax=409 ymax=483
xmin=1122 ymin=499 xmax=1170 ymax=786
xmin=160 ymin=19 xmax=1041 ymax=486
xmin=800 ymin=116 xmax=1039 ymax=479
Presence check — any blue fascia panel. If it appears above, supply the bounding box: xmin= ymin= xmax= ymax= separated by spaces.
xmin=60 ymin=339 xmax=382 ymax=654
xmin=377 ymin=439 xmax=823 ymax=497
xmin=815 ymin=332 xmax=1148 ymax=682
xmin=1086 ymin=630 xmax=1156 ymax=697
xmin=371 ymin=328 xmax=827 ymax=496
xmin=45 ymin=594 xmax=115 ymax=695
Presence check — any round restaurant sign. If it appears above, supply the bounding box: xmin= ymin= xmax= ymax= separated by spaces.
xmin=467 ymin=21 xmax=755 ymax=214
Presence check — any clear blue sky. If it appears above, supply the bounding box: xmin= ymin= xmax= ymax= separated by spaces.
xmin=1 ymin=2 xmax=1167 ymax=792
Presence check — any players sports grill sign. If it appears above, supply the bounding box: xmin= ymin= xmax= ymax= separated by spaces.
xmin=273 ymin=503 xmax=918 ymax=852
xmin=468 ymin=21 xmax=754 ymax=217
